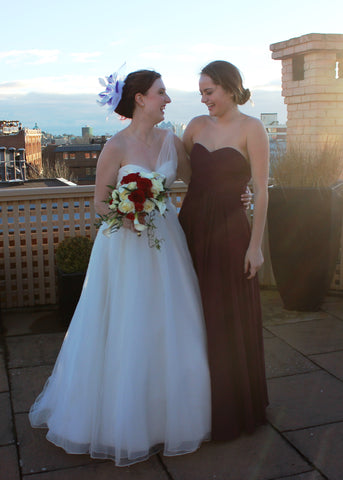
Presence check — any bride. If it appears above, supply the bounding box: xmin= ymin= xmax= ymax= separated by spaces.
xmin=29 ymin=69 xmax=211 ymax=466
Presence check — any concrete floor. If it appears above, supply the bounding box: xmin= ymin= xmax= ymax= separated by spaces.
xmin=1 ymin=289 xmax=343 ymax=480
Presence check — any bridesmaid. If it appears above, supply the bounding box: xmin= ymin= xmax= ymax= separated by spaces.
xmin=179 ymin=60 xmax=269 ymax=441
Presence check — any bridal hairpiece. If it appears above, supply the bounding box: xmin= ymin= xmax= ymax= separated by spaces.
xmin=97 ymin=64 xmax=126 ymax=114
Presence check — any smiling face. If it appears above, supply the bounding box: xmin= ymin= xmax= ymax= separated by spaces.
xmin=142 ymin=78 xmax=171 ymax=123
xmin=199 ymin=73 xmax=235 ymax=117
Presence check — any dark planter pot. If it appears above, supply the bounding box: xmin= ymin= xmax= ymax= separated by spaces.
xmin=268 ymin=184 xmax=343 ymax=311
xmin=57 ymin=269 xmax=85 ymax=325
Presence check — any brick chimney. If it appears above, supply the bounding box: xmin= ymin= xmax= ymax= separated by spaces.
xmin=270 ymin=33 xmax=343 ymax=149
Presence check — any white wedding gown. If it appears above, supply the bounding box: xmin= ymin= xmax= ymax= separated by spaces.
xmin=29 ymin=131 xmax=211 ymax=466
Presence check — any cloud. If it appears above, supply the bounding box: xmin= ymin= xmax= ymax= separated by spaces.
xmin=70 ymin=52 xmax=102 ymax=63
xmin=0 ymin=49 xmax=60 ymax=65
xmin=0 ymin=75 xmax=100 ymax=96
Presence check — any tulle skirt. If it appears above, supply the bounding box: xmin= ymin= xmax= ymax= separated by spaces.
xmin=29 ymin=201 xmax=211 ymax=466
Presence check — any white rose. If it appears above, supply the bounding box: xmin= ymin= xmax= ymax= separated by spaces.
xmin=111 ymin=190 xmax=119 ymax=201
xmin=118 ymin=199 xmax=135 ymax=213
xmin=125 ymin=181 xmax=137 ymax=189
xmin=118 ymin=185 xmax=135 ymax=201
xmin=143 ymin=199 xmax=155 ymax=213
xmin=151 ymin=178 xmax=164 ymax=194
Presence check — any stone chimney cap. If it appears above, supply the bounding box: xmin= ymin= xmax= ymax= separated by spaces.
xmin=270 ymin=33 xmax=343 ymax=60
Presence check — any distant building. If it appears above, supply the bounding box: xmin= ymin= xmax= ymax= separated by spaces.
xmin=82 ymin=125 xmax=93 ymax=141
xmin=159 ymin=121 xmax=186 ymax=138
xmin=0 ymin=120 xmax=42 ymax=181
xmin=261 ymin=113 xmax=287 ymax=160
xmin=43 ymin=142 xmax=105 ymax=184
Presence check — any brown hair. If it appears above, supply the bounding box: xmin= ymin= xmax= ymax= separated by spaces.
xmin=201 ymin=61 xmax=250 ymax=105
xmin=115 ymin=69 xmax=161 ymax=118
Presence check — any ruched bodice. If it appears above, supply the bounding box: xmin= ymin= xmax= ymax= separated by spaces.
xmin=183 ymin=144 xmax=251 ymax=215
xmin=188 ymin=143 xmax=251 ymax=195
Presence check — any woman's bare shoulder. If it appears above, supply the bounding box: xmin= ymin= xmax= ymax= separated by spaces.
xmin=241 ymin=114 xmax=265 ymax=130
xmin=188 ymin=115 xmax=211 ymax=129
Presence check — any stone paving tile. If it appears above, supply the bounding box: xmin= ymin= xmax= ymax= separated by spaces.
xmin=309 ymin=350 xmax=343 ymax=382
xmin=161 ymin=425 xmax=311 ymax=480
xmin=0 ymin=354 xmax=9 ymax=392
xmin=264 ymin=337 xmax=319 ymax=379
xmin=321 ymin=301 xmax=343 ymax=320
xmin=273 ymin=472 xmax=325 ymax=480
xmin=285 ymin=421 xmax=343 ymax=480
xmin=261 ymin=290 xmax=328 ymax=326
xmin=6 ymin=333 xmax=64 ymax=369
xmin=9 ymin=365 xmax=53 ymax=413
xmin=267 ymin=370 xmax=343 ymax=431
xmin=263 ymin=328 xmax=275 ymax=339
xmin=22 ymin=456 xmax=168 ymax=480
xmin=266 ymin=317 xmax=343 ymax=355
xmin=15 ymin=413 xmax=98 ymax=474
xmin=2 ymin=309 xmax=65 ymax=337
xmin=0 ymin=445 xmax=20 ymax=480
xmin=0 ymin=392 xmax=14 ymax=446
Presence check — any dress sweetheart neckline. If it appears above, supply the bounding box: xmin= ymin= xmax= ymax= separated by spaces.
xmin=118 ymin=161 xmax=172 ymax=173
xmin=119 ymin=163 xmax=152 ymax=172
xmin=192 ymin=143 xmax=248 ymax=163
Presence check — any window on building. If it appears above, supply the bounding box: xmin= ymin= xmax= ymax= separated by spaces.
xmin=70 ymin=153 xmax=76 ymax=159
xmin=292 ymin=55 xmax=304 ymax=81
xmin=336 ymin=52 xmax=343 ymax=79
xmin=63 ymin=153 xmax=68 ymax=160
xmin=85 ymin=153 xmax=90 ymax=159
xmin=92 ymin=152 xmax=97 ymax=159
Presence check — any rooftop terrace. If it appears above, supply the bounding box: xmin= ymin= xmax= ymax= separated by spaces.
xmin=1 ymin=290 xmax=343 ymax=479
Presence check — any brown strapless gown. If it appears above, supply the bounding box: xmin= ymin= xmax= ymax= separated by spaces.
xmin=179 ymin=143 xmax=268 ymax=441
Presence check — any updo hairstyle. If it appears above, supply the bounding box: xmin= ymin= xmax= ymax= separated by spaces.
xmin=201 ymin=61 xmax=250 ymax=105
xmin=115 ymin=69 xmax=161 ymax=119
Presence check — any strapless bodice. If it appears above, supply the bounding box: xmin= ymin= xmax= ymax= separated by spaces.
xmin=186 ymin=143 xmax=251 ymax=207
xmin=117 ymin=161 xmax=176 ymax=188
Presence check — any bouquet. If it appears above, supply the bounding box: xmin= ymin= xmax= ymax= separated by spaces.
xmin=96 ymin=171 xmax=169 ymax=249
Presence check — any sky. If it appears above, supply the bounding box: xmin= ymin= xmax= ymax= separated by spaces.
xmin=1 ymin=0 xmax=342 ymax=136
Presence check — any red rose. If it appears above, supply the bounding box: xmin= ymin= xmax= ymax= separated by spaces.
xmin=128 ymin=189 xmax=146 ymax=204
xmin=137 ymin=177 xmax=153 ymax=197
xmin=121 ymin=173 xmax=140 ymax=184
xmin=126 ymin=212 xmax=135 ymax=220
xmin=135 ymin=203 xmax=144 ymax=212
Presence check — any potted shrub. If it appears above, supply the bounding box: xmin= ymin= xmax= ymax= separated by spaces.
xmin=268 ymin=143 xmax=343 ymax=311
xmin=55 ymin=235 xmax=93 ymax=324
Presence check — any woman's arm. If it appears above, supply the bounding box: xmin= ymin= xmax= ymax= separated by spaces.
xmin=244 ymin=119 xmax=270 ymax=279
xmin=174 ymin=135 xmax=191 ymax=183
xmin=94 ymin=137 xmax=123 ymax=216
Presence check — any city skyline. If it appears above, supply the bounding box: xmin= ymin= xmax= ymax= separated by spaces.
xmin=1 ymin=0 xmax=341 ymax=135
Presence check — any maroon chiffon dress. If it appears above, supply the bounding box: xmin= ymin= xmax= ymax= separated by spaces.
xmin=179 ymin=143 xmax=268 ymax=441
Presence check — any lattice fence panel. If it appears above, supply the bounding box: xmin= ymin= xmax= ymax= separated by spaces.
xmin=0 ymin=187 xmax=97 ymax=309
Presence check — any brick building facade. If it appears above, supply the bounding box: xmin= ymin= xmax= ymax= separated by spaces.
xmin=270 ymin=33 xmax=343 ymax=149
xmin=0 ymin=121 xmax=42 ymax=172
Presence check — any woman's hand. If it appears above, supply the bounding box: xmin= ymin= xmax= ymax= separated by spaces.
xmin=241 ymin=186 xmax=253 ymax=210
xmin=122 ymin=218 xmax=135 ymax=231
xmin=122 ymin=213 xmax=146 ymax=233
xmin=244 ymin=246 xmax=264 ymax=279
